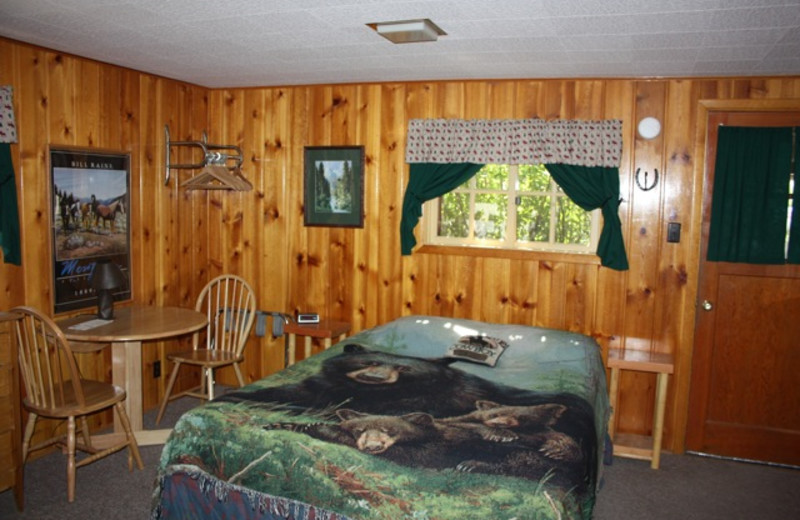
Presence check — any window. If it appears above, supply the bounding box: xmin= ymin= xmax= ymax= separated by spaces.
xmin=423 ymin=164 xmax=600 ymax=253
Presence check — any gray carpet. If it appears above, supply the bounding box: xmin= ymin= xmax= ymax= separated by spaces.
xmin=593 ymin=453 xmax=800 ymax=519
xmin=1 ymin=395 xmax=799 ymax=519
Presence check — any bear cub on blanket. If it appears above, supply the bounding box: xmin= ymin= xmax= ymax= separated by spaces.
xmin=443 ymin=400 xmax=583 ymax=462
xmin=443 ymin=400 xmax=588 ymax=489
xmin=270 ymin=409 xmax=485 ymax=471
xmin=268 ymin=401 xmax=586 ymax=487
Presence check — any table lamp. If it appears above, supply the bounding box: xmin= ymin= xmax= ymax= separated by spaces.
xmin=90 ymin=260 xmax=125 ymax=319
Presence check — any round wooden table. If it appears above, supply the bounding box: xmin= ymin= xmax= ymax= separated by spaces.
xmin=58 ymin=305 xmax=207 ymax=445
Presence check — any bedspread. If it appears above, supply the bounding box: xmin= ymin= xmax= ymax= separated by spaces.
xmin=152 ymin=316 xmax=609 ymax=520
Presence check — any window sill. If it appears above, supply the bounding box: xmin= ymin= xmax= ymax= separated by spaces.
xmin=415 ymin=244 xmax=601 ymax=265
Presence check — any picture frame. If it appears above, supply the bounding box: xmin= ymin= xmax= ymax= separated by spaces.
xmin=304 ymin=146 xmax=364 ymax=228
xmin=49 ymin=147 xmax=132 ymax=314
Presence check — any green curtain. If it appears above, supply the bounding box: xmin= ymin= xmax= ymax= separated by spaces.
xmin=544 ymin=163 xmax=629 ymax=271
xmin=787 ymin=128 xmax=800 ymax=263
xmin=0 ymin=143 xmax=21 ymax=265
xmin=400 ymin=163 xmax=484 ymax=255
xmin=707 ymin=126 xmax=793 ymax=264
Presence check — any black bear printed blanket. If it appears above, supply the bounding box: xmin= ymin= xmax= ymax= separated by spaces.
xmin=152 ymin=316 xmax=610 ymax=520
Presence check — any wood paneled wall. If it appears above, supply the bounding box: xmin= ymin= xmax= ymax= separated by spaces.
xmin=3 ymin=37 xmax=800 ymax=453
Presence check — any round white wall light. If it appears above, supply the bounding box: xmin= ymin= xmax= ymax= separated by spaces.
xmin=637 ymin=117 xmax=661 ymax=140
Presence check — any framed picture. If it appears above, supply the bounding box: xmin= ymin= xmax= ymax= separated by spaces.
xmin=50 ymin=148 xmax=132 ymax=314
xmin=304 ymin=146 xmax=364 ymax=228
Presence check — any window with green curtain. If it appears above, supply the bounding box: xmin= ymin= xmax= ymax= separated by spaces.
xmin=400 ymin=161 xmax=629 ymax=270
xmin=544 ymin=164 xmax=629 ymax=271
xmin=707 ymin=126 xmax=796 ymax=264
xmin=400 ymin=163 xmax=484 ymax=255
xmin=401 ymin=118 xmax=626 ymax=267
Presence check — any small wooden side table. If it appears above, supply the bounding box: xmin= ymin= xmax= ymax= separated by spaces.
xmin=284 ymin=319 xmax=351 ymax=366
xmin=607 ymin=347 xmax=674 ymax=469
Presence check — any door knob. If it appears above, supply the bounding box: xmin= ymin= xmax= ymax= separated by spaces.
xmin=701 ymin=300 xmax=713 ymax=311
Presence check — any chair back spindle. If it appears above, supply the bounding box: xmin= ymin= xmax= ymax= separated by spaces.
xmin=195 ymin=275 xmax=256 ymax=357
xmin=14 ymin=308 xmax=84 ymax=411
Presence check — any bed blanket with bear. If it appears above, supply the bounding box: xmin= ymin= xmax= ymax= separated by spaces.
xmin=151 ymin=316 xmax=610 ymax=520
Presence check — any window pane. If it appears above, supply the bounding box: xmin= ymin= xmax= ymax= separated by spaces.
xmin=518 ymin=164 xmax=550 ymax=192
xmin=474 ymin=193 xmax=507 ymax=239
xmin=555 ymin=196 xmax=591 ymax=245
xmin=438 ymin=193 xmax=470 ymax=238
xmin=425 ymin=164 xmax=597 ymax=255
xmin=516 ymin=195 xmax=551 ymax=242
xmin=475 ymin=164 xmax=509 ymax=190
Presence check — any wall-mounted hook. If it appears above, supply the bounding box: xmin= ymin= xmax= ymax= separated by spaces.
xmin=635 ymin=167 xmax=659 ymax=191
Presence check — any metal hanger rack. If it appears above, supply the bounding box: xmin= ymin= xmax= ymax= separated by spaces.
xmin=164 ymin=124 xmax=252 ymax=191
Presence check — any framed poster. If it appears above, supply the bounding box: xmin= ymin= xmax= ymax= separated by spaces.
xmin=303 ymin=146 xmax=364 ymax=227
xmin=50 ymin=148 xmax=131 ymax=314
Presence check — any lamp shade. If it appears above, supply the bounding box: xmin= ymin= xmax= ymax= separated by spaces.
xmin=90 ymin=260 xmax=125 ymax=319
xmin=90 ymin=260 xmax=125 ymax=290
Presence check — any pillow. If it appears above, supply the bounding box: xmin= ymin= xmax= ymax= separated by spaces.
xmin=446 ymin=335 xmax=508 ymax=367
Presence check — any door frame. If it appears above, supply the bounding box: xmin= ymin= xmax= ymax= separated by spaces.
xmin=679 ymin=98 xmax=800 ymax=452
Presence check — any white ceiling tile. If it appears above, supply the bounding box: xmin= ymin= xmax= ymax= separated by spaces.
xmin=702 ymin=27 xmax=790 ymax=46
xmin=0 ymin=0 xmax=798 ymax=88
xmin=766 ymin=43 xmax=800 ymax=59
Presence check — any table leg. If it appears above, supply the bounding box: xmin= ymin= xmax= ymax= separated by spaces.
xmin=608 ymin=366 xmax=620 ymax=441
xmin=112 ymin=340 xmax=143 ymax=433
xmin=651 ymin=372 xmax=669 ymax=469
xmin=105 ymin=340 xmax=172 ymax=446
xmin=304 ymin=336 xmax=312 ymax=360
xmin=287 ymin=334 xmax=296 ymax=366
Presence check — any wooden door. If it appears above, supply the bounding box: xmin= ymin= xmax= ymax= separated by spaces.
xmin=686 ymin=110 xmax=800 ymax=466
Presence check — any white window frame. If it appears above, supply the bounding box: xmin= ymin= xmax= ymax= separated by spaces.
xmin=423 ymin=164 xmax=601 ymax=254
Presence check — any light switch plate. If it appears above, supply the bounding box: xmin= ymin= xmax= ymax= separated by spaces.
xmin=667 ymin=222 xmax=681 ymax=243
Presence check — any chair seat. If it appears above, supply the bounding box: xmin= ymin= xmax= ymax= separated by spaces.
xmin=23 ymin=380 xmax=127 ymax=418
xmin=168 ymin=349 xmax=243 ymax=367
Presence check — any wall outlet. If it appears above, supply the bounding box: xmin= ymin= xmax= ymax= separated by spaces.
xmin=153 ymin=360 xmax=161 ymax=378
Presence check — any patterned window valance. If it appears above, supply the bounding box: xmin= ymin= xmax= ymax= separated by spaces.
xmin=0 ymin=86 xmax=18 ymax=144
xmin=405 ymin=118 xmax=622 ymax=168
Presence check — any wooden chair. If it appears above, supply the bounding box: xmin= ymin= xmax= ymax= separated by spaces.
xmin=11 ymin=305 xmax=143 ymax=503
xmin=156 ymin=274 xmax=256 ymax=424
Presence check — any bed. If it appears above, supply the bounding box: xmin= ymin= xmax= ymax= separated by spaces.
xmin=151 ymin=315 xmax=610 ymax=520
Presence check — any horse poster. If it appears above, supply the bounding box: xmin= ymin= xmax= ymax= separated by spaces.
xmin=49 ymin=148 xmax=131 ymax=314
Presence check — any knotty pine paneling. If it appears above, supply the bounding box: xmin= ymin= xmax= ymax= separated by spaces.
xmin=5 ymin=36 xmax=800 ymax=454
xmin=206 ymin=75 xmax=800 ymax=454
xmin=0 ymin=38 xmax=212 ymax=440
